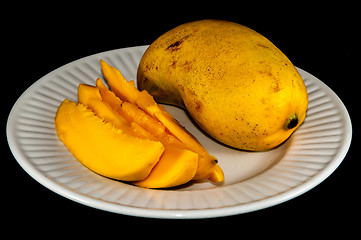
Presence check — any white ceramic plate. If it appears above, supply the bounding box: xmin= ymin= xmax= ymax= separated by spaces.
xmin=7 ymin=46 xmax=352 ymax=218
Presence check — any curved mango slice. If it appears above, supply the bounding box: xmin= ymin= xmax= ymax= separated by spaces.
xmin=134 ymin=147 xmax=198 ymax=188
xmin=55 ymin=99 xmax=164 ymax=181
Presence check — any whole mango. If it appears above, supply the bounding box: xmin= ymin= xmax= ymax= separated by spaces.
xmin=137 ymin=20 xmax=308 ymax=151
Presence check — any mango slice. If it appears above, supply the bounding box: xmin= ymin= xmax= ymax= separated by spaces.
xmin=134 ymin=147 xmax=198 ymax=188
xmin=100 ymin=60 xmax=224 ymax=182
xmin=55 ymin=99 xmax=164 ymax=181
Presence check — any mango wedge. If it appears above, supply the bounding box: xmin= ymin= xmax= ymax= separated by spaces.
xmin=55 ymin=99 xmax=164 ymax=181
xmin=134 ymin=147 xmax=198 ymax=188
xmin=100 ymin=60 xmax=224 ymax=182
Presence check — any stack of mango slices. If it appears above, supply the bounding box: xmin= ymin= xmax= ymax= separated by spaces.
xmin=55 ymin=60 xmax=224 ymax=188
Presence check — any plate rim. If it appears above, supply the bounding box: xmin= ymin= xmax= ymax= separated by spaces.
xmin=6 ymin=46 xmax=352 ymax=219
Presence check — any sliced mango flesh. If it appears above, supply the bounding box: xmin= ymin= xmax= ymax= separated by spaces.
xmin=100 ymin=60 xmax=224 ymax=182
xmin=54 ymin=60 xmax=224 ymax=188
xmin=76 ymin=79 xmax=201 ymax=187
xmin=78 ymin=83 xmax=130 ymax=131
xmin=100 ymin=60 xmax=139 ymax=103
xmin=134 ymin=147 xmax=198 ymax=188
xmin=97 ymin=78 xmax=185 ymax=149
xmin=55 ymin=99 xmax=164 ymax=181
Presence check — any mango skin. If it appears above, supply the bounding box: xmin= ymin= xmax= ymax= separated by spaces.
xmin=137 ymin=20 xmax=308 ymax=151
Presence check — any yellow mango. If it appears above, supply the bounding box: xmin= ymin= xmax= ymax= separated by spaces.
xmin=137 ymin=20 xmax=309 ymax=151
xmin=101 ymin=60 xmax=223 ymax=182
xmin=55 ymin=99 xmax=164 ymax=181
xmin=134 ymin=147 xmax=198 ymax=188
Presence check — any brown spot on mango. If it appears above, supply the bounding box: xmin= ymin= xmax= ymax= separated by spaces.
xmin=182 ymin=60 xmax=193 ymax=72
xmin=272 ymin=81 xmax=281 ymax=92
xmin=195 ymin=100 xmax=203 ymax=113
xmin=166 ymin=35 xmax=191 ymax=52
xmin=167 ymin=41 xmax=182 ymax=49
xmin=171 ymin=60 xmax=177 ymax=68
xmin=256 ymin=43 xmax=269 ymax=49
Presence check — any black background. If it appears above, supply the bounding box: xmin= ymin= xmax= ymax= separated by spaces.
xmin=4 ymin=3 xmax=359 ymax=235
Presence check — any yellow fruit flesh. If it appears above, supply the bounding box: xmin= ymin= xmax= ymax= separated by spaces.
xmin=96 ymin=77 xmax=184 ymax=148
xmin=101 ymin=60 xmax=224 ymax=182
xmin=153 ymin=110 xmax=221 ymax=180
xmin=134 ymin=147 xmax=198 ymax=188
xmin=55 ymin=99 xmax=164 ymax=181
xmin=78 ymin=84 xmax=130 ymax=131
xmin=78 ymin=82 xmax=155 ymax=140
xmin=55 ymin=60 xmax=224 ymax=188
xmin=84 ymin=77 xmax=204 ymax=187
